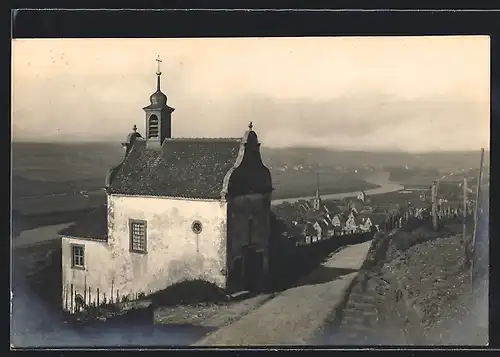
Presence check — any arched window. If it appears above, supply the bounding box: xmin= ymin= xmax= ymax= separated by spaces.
xmin=148 ymin=115 xmax=159 ymax=138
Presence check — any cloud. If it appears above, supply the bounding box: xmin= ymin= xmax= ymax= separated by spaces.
xmin=11 ymin=37 xmax=490 ymax=151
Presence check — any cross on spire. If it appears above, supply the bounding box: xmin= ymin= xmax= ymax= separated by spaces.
xmin=156 ymin=55 xmax=162 ymax=75
xmin=132 ymin=124 xmax=137 ymax=132
xmin=248 ymin=121 xmax=253 ymax=130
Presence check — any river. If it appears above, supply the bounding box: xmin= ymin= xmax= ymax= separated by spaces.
xmin=271 ymin=171 xmax=404 ymax=205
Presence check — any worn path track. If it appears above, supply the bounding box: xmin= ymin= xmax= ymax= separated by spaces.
xmin=193 ymin=241 xmax=372 ymax=346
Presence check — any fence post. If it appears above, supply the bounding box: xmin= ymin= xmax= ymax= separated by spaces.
xmin=97 ymin=288 xmax=100 ymax=315
xmin=65 ymin=285 xmax=68 ymax=311
xmin=111 ymin=280 xmax=114 ymax=304
xmin=88 ymin=287 xmax=91 ymax=308
xmin=431 ymin=181 xmax=438 ymax=231
xmin=463 ymin=178 xmax=468 ymax=243
xmin=70 ymin=284 xmax=74 ymax=313
xmin=84 ymin=276 xmax=87 ymax=307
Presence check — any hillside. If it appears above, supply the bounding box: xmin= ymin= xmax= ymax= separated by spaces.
xmin=11 ymin=142 xmax=486 ymax=202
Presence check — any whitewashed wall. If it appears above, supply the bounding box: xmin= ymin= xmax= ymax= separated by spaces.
xmin=61 ymin=194 xmax=228 ymax=313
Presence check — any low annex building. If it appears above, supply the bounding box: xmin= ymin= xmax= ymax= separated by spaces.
xmin=59 ymin=58 xmax=273 ymax=313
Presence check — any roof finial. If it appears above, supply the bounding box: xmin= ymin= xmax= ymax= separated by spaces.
xmin=132 ymin=124 xmax=137 ymax=132
xmin=156 ymin=55 xmax=162 ymax=76
xmin=248 ymin=121 xmax=253 ymax=131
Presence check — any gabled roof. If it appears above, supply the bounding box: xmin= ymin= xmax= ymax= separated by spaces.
xmin=336 ymin=220 xmax=346 ymax=229
xmin=108 ymin=138 xmax=241 ymax=199
xmin=348 ymin=199 xmax=365 ymax=209
xmin=108 ymin=129 xmax=272 ymax=199
xmin=365 ymin=212 xmax=389 ymax=226
xmin=340 ymin=212 xmax=350 ymax=221
xmin=306 ymin=222 xmax=317 ymax=235
xmin=59 ymin=204 xmax=108 ymax=241
xmin=323 ymin=201 xmax=342 ymax=214
xmin=317 ymin=220 xmax=329 ymax=230
xmin=306 ymin=209 xmax=326 ymax=222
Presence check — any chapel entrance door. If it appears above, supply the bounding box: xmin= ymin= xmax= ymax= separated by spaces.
xmin=243 ymin=245 xmax=264 ymax=292
xmin=229 ymin=256 xmax=244 ymax=292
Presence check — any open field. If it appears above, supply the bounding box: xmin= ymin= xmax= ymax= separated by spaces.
xmin=269 ymin=170 xmax=378 ymax=200
xmin=368 ymin=190 xmax=427 ymax=207
xmin=12 ymin=142 xmax=484 ymax=219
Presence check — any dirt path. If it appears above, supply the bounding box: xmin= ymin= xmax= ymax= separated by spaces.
xmin=153 ymin=294 xmax=274 ymax=328
xmin=193 ymin=241 xmax=372 ymax=346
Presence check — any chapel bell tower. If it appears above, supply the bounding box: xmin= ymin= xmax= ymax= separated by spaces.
xmin=143 ymin=55 xmax=175 ymax=149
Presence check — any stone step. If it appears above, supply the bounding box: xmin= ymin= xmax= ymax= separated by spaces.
xmin=341 ymin=319 xmax=373 ymax=332
xmin=343 ymin=309 xmax=378 ymax=322
xmin=346 ymin=300 xmax=378 ymax=313
xmin=343 ymin=312 xmax=378 ymax=326
xmin=342 ymin=313 xmax=365 ymax=325
xmin=226 ymin=290 xmax=252 ymax=302
xmin=338 ymin=329 xmax=373 ymax=343
xmin=349 ymin=292 xmax=379 ymax=305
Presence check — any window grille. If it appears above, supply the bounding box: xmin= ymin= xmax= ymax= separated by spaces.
xmin=130 ymin=220 xmax=147 ymax=253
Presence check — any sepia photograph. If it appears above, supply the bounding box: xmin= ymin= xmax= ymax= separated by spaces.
xmin=11 ymin=35 xmax=490 ymax=347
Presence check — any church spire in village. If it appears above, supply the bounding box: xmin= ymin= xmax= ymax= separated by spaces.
xmin=143 ymin=55 xmax=175 ymax=149
xmin=313 ymin=172 xmax=322 ymax=210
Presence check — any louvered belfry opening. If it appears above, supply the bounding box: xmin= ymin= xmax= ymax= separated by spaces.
xmin=148 ymin=115 xmax=159 ymax=138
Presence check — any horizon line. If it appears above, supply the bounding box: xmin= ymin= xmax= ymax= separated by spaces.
xmin=11 ymin=140 xmax=488 ymax=154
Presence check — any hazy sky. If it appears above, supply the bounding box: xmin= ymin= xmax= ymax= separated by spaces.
xmin=12 ymin=36 xmax=490 ymax=152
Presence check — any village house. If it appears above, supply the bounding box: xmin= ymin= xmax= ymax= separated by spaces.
xmin=347 ymin=199 xmax=365 ymax=215
xmin=356 ymin=190 xmax=366 ymax=202
xmin=59 ymin=59 xmax=274 ymax=313
xmin=343 ymin=211 xmax=361 ymax=234
xmin=358 ymin=216 xmax=373 ymax=232
xmin=312 ymin=220 xmax=328 ymax=241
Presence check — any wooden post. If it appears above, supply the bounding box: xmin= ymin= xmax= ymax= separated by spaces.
xmin=471 ymin=148 xmax=485 ymax=287
xmin=70 ymin=284 xmax=74 ymax=313
xmin=111 ymin=280 xmax=114 ymax=304
xmin=97 ymin=288 xmax=100 ymax=314
xmin=463 ymin=177 xmax=468 ymax=243
xmin=472 ymin=148 xmax=485 ymax=248
xmin=84 ymin=277 xmax=87 ymax=307
xmin=65 ymin=285 xmax=68 ymax=311
xmin=431 ymin=181 xmax=438 ymax=231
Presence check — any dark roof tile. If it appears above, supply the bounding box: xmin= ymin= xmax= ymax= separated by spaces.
xmin=365 ymin=213 xmax=389 ymax=226
xmin=109 ymin=138 xmax=242 ymax=199
xmin=59 ymin=204 xmax=108 ymax=241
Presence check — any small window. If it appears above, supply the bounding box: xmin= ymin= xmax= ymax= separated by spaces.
xmin=192 ymin=221 xmax=203 ymax=234
xmin=72 ymin=244 xmax=85 ymax=269
xmin=130 ymin=219 xmax=147 ymax=253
